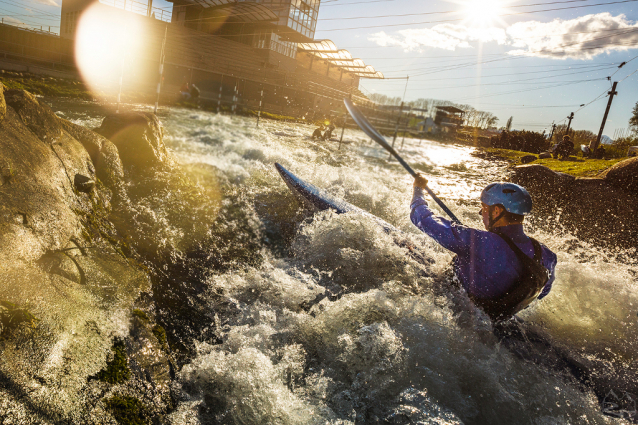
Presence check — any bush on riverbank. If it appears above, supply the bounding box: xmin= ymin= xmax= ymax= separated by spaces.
xmin=605 ymin=136 xmax=637 ymax=158
xmin=491 ymin=130 xmax=548 ymax=154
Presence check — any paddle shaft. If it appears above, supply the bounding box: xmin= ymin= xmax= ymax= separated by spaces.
xmin=344 ymin=98 xmax=462 ymax=225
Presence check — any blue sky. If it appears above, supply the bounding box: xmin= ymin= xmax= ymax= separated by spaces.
xmin=314 ymin=0 xmax=638 ymax=134
xmin=5 ymin=0 xmax=638 ymax=134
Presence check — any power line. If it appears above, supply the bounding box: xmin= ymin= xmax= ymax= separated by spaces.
xmin=316 ymin=0 xmax=638 ymax=31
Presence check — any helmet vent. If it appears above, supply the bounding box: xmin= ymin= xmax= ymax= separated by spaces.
xmin=502 ymin=189 xmax=516 ymax=194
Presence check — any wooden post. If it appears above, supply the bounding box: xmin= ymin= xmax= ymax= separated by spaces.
xmin=256 ymin=85 xmax=263 ymax=128
xmin=232 ymin=81 xmax=237 ymax=115
xmin=217 ymin=74 xmax=224 ymax=114
xmin=590 ymin=81 xmax=618 ymax=153
xmin=154 ymin=25 xmax=167 ymax=115
xmin=565 ymin=112 xmax=574 ymax=134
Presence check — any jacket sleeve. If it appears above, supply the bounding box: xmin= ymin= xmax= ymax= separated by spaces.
xmin=410 ymin=187 xmax=473 ymax=256
xmin=537 ymin=250 xmax=557 ymax=299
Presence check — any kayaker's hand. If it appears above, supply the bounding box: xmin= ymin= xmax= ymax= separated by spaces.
xmin=413 ymin=173 xmax=428 ymax=189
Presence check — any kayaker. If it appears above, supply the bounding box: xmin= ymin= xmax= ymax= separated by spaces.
xmin=312 ymin=124 xmax=325 ymax=140
xmin=323 ymin=124 xmax=336 ymax=140
xmin=410 ymin=174 xmax=557 ymax=322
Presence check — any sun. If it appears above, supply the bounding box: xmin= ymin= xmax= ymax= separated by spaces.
xmin=462 ymin=0 xmax=507 ymax=27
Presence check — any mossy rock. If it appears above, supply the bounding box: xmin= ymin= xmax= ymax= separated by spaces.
xmin=132 ymin=309 xmax=150 ymax=322
xmin=105 ymin=395 xmax=147 ymax=425
xmin=152 ymin=324 xmax=167 ymax=349
xmin=0 ymin=300 xmax=38 ymax=337
xmin=95 ymin=339 xmax=130 ymax=384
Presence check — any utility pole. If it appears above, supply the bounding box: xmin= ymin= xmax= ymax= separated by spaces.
xmin=549 ymin=122 xmax=556 ymax=141
xmin=565 ymin=112 xmax=574 ymax=134
xmin=590 ymin=81 xmax=618 ymax=153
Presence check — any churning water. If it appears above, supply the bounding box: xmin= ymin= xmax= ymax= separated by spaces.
xmin=55 ymin=101 xmax=638 ymax=424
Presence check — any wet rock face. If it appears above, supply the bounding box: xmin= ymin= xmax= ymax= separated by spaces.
xmin=0 ymin=88 xmax=159 ymax=422
xmin=511 ymin=164 xmax=638 ymax=248
xmin=4 ymin=89 xmax=62 ymax=145
xmin=0 ymin=90 xmax=94 ymax=263
xmin=597 ymin=156 xmax=638 ymax=194
xmin=60 ymin=119 xmax=124 ymax=193
xmin=96 ymin=112 xmax=173 ymax=171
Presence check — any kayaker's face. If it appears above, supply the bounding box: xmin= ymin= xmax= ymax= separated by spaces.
xmin=480 ymin=203 xmax=503 ymax=230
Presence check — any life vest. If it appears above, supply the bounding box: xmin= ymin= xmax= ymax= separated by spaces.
xmin=465 ymin=231 xmax=550 ymax=322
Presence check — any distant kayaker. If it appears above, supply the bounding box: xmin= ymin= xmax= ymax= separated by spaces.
xmin=553 ymin=135 xmax=573 ymax=159
xmin=312 ymin=124 xmax=325 ymax=139
xmin=411 ymin=174 xmax=557 ymax=322
xmin=323 ymin=123 xmax=336 ymax=140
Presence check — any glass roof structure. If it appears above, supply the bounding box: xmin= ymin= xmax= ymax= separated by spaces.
xmin=185 ymin=0 xmax=279 ymax=22
xmin=298 ymin=39 xmax=384 ymax=79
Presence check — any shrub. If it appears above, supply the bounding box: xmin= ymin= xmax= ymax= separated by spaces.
xmin=491 ymin=130 xmax=549 ymax=154
xmin=605 ymin=137 xmax=637 ymax=158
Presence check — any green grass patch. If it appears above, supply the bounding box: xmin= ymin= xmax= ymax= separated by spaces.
xmin=95 ymin=339 xmax=130 ymax=384
xmin=0 ymin=74 xmax=93 ymax=100
xmin=484 ymin=148 xmax=624 ymax=177
xmin=105 ymin=395 xmax=147 ymax=425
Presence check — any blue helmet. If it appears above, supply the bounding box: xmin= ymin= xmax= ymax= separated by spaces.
xmin=480 ymin=183 xmax=532 ymax=215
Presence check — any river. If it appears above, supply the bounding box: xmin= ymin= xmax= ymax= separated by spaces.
xmin=52 ymin=100 xmax=638 ymax=424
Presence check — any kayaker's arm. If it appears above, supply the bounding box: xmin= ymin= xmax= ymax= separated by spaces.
xmin=410 ymin=186 xmax=473 ymax=256
xmin=538 ymin=253 xmax=557 ymax=299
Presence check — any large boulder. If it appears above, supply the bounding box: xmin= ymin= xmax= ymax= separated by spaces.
xmin=60 ymin=119 xmax=125 ymax=193
xmin=96 ymin=112 xmax=173 ymax=171
xmin=4 ymin=89 xmax=62 ymax=145
xmin=0 ymin=92 xmax=94 ymax=263
xmin=0 ymin=88 xmax=159 ymax=422
xmin=511 ymin=164 xmax=638 ymax=248
xmin=597 ymin=156 xmax=638 ymax=194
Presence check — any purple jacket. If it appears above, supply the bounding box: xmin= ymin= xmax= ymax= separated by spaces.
xmin=410 ymin=188 xmax=556 ymax=300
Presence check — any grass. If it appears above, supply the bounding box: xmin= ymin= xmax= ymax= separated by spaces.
xmin=0 ymin=72 xmax=94 ymax=100
xmin=484 ymin=148 xmax=624 ymax=177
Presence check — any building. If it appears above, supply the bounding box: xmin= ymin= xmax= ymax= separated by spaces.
xmin=434 ymin=106 xmax=465 ymax=132
xmin=1 ymin=0 xmax=384 ymax=119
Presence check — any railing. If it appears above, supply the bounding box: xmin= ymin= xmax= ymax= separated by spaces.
xmin=0 ymin=19 xmax=59 ymax=36
xmin=99 ymin=0 xmax=172 ymax=22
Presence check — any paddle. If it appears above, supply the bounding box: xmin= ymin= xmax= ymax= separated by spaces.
xmin=344 ymin=98 xmax=462 ymax=225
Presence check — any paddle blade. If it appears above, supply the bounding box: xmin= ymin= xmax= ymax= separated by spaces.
xmin=344 ymin=98 xmax=391 ymax=150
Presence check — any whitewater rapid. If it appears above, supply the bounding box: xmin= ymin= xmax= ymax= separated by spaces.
xmin=56 ymin=101 xmax=637 ymax=424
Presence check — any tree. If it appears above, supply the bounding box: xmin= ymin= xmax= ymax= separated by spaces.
xmin=630 ymin=101 xmax=638 ymax=135
xmin=506 ymin=116 xmax=513 ymax=131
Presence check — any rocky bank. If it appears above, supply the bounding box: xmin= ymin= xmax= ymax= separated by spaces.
xmin=0 ymin=85 xmax=257 ymax=423
xmin=511 ymin=160 xmax=638 ymax=249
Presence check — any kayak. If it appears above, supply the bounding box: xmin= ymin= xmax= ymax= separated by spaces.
xmin=274 ymin=162 xmax=395 ymax=232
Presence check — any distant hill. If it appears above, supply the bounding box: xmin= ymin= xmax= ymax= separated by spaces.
xmin=601 ymin=135 xmax=613 ymax=144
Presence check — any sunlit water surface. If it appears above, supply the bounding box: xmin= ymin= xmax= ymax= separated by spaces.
xmin=52 ymin=100 xmax=638 ymax=425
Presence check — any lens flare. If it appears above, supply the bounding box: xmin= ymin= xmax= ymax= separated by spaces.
xmin=74 ymin=3 xmax=145 ymax=100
